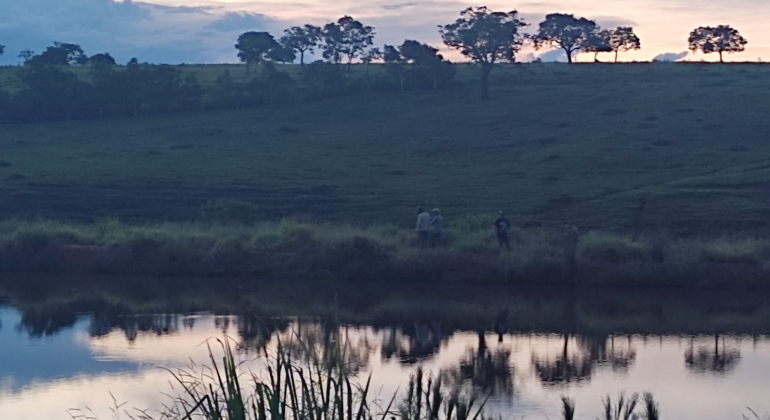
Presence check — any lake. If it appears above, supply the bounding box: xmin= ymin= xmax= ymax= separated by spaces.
xmin=1 ymin=275 xmax=770 ymax=419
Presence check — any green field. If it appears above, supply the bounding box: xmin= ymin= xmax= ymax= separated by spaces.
xmin=1 ymin=63 xmax=770 ymax=234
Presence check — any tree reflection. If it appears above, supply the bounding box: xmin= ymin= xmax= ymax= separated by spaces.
xmin=381 ymin=321 xmax=448 ymax=364
xmin=236 ymin=314 xmax=290 ymax=352
xmin=532 ymin=334 xmax=636 ymax=386
xmin=276 ymin=321 xmax=375 ymax=374
xmin=440 ymin=331 xmax=514 ymax=399
xmin=685 ymin=334 xmax=741 ymax=375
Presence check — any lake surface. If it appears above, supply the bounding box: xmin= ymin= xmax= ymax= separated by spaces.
xmin=2 ymin=275 xmax=770 ymax=419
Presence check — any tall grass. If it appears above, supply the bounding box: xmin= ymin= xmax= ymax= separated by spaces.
xmin=157 ymin=335 xmax=501 ymax=420
xmin=2 ymin=218 xmax=770 ymax=284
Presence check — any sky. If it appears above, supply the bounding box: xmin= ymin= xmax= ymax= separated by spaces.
xmin=1 ymin=0 xmax=768 ymax=65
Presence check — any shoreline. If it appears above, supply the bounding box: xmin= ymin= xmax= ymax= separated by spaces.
xmin=0 ymin=219 xmax=768 ymax=288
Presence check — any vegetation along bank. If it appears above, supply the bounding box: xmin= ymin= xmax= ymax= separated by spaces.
xmin=1 ymin=218 xmax=769 ymax=287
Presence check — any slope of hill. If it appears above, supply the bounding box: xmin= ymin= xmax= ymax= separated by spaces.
xmin=1 ymin=63 xmax=769 ymax=234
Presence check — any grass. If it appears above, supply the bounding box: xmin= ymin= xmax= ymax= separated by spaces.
xmin=2 ymin=218 xmax=770 ymax=284
xmin=1 ymin=63 xmax=770 ymax=233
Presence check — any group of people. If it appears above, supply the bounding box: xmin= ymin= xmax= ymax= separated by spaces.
xmin=415 ymin=207 xmax=512 ymax=249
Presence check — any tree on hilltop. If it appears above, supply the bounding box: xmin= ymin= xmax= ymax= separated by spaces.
xmin=361 ymin=47 xmax=382 ymax=72
xmin=440 ymin=6 xmax=527 ymax=98
xmin=533 ymin=13 xmax=598 ymax=63
xmin=89 ymin=53 xmax=117 ymax=66
xmin=609 ymin=27 xmax=641 ymax=62
xmin=322 ymin=16 xmax=375 ymax=65
xmin=235 ymin=31 xmax=280 ymax=71
xmin=18 ymin=49 xmax=35 ymax=64
xmin=688 ymin=25 xmax=747 ymax=63
xmin=27 ymin=42 xmax=87 ymax=66
xmin=383 ymin=40 xmax=454 ymax=91
xmin=282 ymin=25 xmax=322 ymax=65
xmin=584 ymin=29 xmax=613 ymax=62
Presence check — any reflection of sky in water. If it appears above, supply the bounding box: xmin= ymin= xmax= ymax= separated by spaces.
xmin=2 ymin=309 xmax=770 ymax=420
xmin=150 ymin=0 xmax=770 ymax=61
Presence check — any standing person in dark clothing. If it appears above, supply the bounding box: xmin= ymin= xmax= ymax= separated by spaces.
xmin=430 ymin=208 xmax=445 ymax=248
xmin=494 ymin=211 xmax=511 ymax=249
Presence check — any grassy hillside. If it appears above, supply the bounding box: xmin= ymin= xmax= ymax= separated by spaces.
xmin=1 ymin=63 xmax=770 ymax=234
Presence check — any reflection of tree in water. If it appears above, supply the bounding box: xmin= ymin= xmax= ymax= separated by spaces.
xmin=532 ymin=334 xmax=636 ymax=386
xmin=235 ymin=314 xmax=291 ymax=352
xmin=16 ymin=307 xmax=78 ymax=337
xmin=685 ymin=334 xmax=741 ymax=375
xmin=274 ymin=321 xmax=375 ymax=374
xmin=381 ymin=322 xmax=449 ymax=364
xmin=440 ymin=331 xmax=514 ymax=399
xmin=91 ymin=314 xmax=181 ymax=341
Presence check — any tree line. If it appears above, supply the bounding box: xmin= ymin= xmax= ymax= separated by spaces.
xmin=0 ymin=7 xmax=752 ymax=122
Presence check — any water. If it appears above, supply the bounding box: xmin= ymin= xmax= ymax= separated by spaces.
xmin=1 ymin=276 xmax=770 ymax=419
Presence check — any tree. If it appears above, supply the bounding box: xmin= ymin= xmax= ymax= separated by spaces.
xmin=322 ymin=16 xmax=375 ymax=65
xmin=609 ymin=27 xmax=641 ymax=62
xmin=281 ymin=25 xmax=322 ymax=65
xmin=361 ymin=47 xmax=382 ymax=66
xmin=584 ymin=29 xmax=613 ymax=62
xmin=89 ymin=53 xmax=117 ymax=66
xmin=267 ymin=43 xmax=297 ymax=64
xmin=391 ymin=40 xmax=455 ymax=90
xmin=533 ymin=14 xmax=598 ymax=63
xmin=0 ymin=45 xmax=4 ymax=56
xmin=688 ymin=25 xmax=747 ymax=63
xmin=18 ymin=49 xmax=35 ymax=63
xmin=440 ymin=7 xmax=527 ymax=98
xmin=235 ymin=32 xmax=280 ymax=71
xmin=27 ymin=42 xmax=87 ymax=66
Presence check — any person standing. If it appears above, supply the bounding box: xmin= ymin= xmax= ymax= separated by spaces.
xmin=494 ymin=211 xmax=511 ymax=249
xmin=430 ymin=208 xmax=445 ymax=248
xmin=416 ymin=207 xmax=431 ymax=247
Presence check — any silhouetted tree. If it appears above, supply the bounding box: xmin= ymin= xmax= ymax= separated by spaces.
xmin=584 ymin=29 xmax=613 ymax=62
xmin=384 ymin=40 xmax=454 ymax=91
xmin=282 ymin=25 xmax=322 ymax=65
xmin=28 ymin=42 xmax=87 ymax=66
xmin=688 ymin=25 xmax=747 ymax=63
xmin=440 ymin=7 xmax=527 ymax=98
xmin=18 ymin=49 xmax=35 ymax=64
xmin=361 ymin=47 xmax=382 ymax=72
xmin=89 ymin=53 xmax=117 ymax=66
xmin=14 ymin=64 xmax=93 ymax=121
xmin=0 ymin=45 xmax=4 ymax=57
xmin=533 ymin=14 xmax=598 ymax=63
xmin=235 ymin=31 xmax=280 ymax=71
xmin=609 ymin=27 xmax=641 ymax=62
xmin=322 ymin=16 xmax=375 ymax=66
xmin=267 ymin=43 xmax=297 ymax=64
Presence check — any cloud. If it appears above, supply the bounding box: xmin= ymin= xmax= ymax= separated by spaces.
xmin=0 ymin=0 xmax=281 ymax=65
xmin=590 ymin=15 xmax=639 ymax=29
xmin=381 ymin=2 xmax=419 ymax=11
xmin=537 ymin=49 xmax=568 ymax=62
xmin=206 ymin=12 xmax=275 ymax=33
xmin=652 ymin=51 xmax=688 ymax=62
